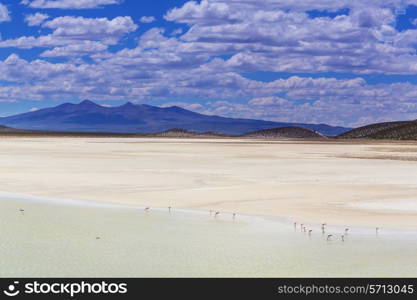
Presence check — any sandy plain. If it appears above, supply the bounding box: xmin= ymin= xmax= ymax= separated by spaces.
xmin=1 ymin=137 xmax=417 ymax=230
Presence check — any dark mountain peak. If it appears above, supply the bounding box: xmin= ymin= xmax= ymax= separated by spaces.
xmin=120 ymin=102 xmax=136 ymax=108
xmin=56 ymin=102 xmax=75 ymax=108
xmin=79 ymin=100 xmax=100 ymax=107
xmin=167 ymin=105 xmax=185 ymax=111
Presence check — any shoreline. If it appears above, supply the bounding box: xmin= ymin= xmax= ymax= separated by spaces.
xmin=2 ymin=190 xmax=417 ymax=239
xmin=2 ymin=130 xmax=417 ymax=144
xmin=2 ymin=134 xmax=417 ymax=144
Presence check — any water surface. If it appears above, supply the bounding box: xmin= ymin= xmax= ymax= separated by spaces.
xmin=0 ymin=195 xmax=416 ymax=277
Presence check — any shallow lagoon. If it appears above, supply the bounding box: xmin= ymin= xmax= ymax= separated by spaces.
xmin=0 ymin=194 xmax=417 ymax=277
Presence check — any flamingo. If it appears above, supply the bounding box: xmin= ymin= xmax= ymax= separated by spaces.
xmin=327 ymin=234 xmax=333 ymax=241
xmin=341 ymin=235 xmax=345 ymax=242
xmin=215 ymin=211 xmax=220 ymax=217
xmin=345 ymin=228 xmax=349 ymax=235
xmin=233 ymin=213 xmax=236 ymax=219
xmin=145 ymin=207 xmax=150 ymax=212
xmin=168 ymin=206 xmax=172 ymax=212
xmin=19 ymin=209 xmax=25 ymax=215
xmin=308 ymin=230 xmax=313 ymax=236
xmin=321 ymin=223 xmax=327 ymax=234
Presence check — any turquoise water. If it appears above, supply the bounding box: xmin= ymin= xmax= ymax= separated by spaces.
xmin=1 ymin=194 xmax=417 ymax=277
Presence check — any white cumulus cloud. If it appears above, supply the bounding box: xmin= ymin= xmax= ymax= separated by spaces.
xmin=25 ymin=13 xmax=49 ymax=26
xmin=0 ymin=16 xmax=138 ymax=55
xmin=139 ymin=16 xmax=156 ymax=23
xmin=21 ymin=0 xmax=122 ymax=9
xmin=0 ymin=3 xmax=11 ymax=22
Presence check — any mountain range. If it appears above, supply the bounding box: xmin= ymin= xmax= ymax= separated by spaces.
xmin=0 ymin=100 xmax=350 ymax=136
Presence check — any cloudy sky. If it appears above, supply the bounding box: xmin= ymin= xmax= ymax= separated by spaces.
xmin=0 ymin=0 xmax=417 ymax=127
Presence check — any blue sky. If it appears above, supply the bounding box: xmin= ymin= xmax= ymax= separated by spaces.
xmin=0 ymin=0 xmax=417 ymax=126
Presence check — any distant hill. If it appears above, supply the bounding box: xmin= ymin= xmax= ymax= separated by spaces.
xmin=0 ymin=125 xmax=330 ymax=140
xmin=0 ymin=125 xmax=30 ymax=133
xmin=150 ymin=129 xmax=229 ymax=138
xmin=242 ymin=127 xmax=326 ymax=139
xmin=338 ymin=120 xmax=417 ymax=140
xmin=0 ymin=100 xmax=350 ymax=136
